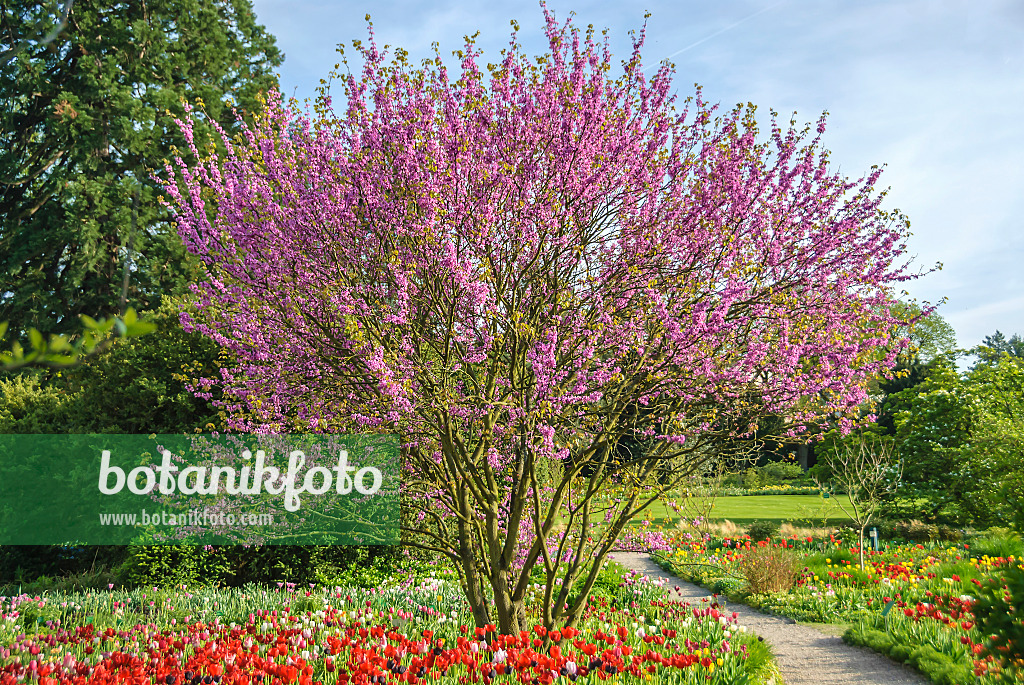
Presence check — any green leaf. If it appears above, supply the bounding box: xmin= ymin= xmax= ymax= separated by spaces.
xmin=49 ymin=335 xmax=71 ymax=352
xmin=125 ymin=320 xmax=157 ymax=336
xmin=0 ymin=2 xmax=281 ymax=334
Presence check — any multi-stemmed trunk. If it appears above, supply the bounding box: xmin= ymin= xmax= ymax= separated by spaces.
xmin=448 ymin=470 xmax=645 ymax=634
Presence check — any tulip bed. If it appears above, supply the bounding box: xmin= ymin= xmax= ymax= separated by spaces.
xmin=0 ymin=562 xmax=779 ymax=685
xmin=653 ymin=533 xmax=1023 ymax=684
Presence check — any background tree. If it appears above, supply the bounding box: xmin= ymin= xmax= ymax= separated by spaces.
xmin=870 ymin=302 xmax=956 ymax=433
xmin=165 ymin=12 xmax=922 ymax=632
xmin=887 ymin=356 xmax=974 ymax=522
xmin=889 ymin=350 xmax=1024 ymax=525
xmin=890 ymin=301 xmax=957 ymax=364
xmin=0 ymin=0 xmax=72 ymax=66
xmin=0 ymin=307 xmax=154 ymax=370
xmin=0 ymin=0 xmax=282 ymax=336
xmin=0 ymin=294 xmax=226 ymax=585
xmin=0 ymin=296 xmax=223 ymax=433
xmin=953 ymin=351 xmax=1024 ymax=527
xmin=976 ymin=330 xmax=1024 ymax=366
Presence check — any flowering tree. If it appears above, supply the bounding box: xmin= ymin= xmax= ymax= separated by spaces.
xmin=164 ymin=11 xmax=921 ymax=633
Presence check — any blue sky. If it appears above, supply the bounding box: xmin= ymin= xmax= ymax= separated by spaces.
xmin=250 ymin=0 xmax=1023 ymax=349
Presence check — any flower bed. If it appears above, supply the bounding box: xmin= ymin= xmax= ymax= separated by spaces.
xmin=0 ymin=563 xmax=778 ymax=684
xmin=653 ymin=532 xmax=1023 ymax=684
xmin=718 ymin=485 xmax=824 ymax=497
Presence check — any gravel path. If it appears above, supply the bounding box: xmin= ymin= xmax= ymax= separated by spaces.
xmin=609 ymin=552 xmax=928 ymax=685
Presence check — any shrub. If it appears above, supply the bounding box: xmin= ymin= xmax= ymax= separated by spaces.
xmin=972 ymin=560 xmax=1024 ymax=682
xmin=709 ymin=577 xmax=746 ymax=597
xmin=21 ymin=568 xmax=121 ymax=594
xmin=758 ymin=461 xmax=804 ymax=483
xmin=860 ymin=628 xmax=894 ymax=652
xmin=0 ymin=297 xmax=221 ymax=435
xmin=804 ymin=462 xmax=831 ymax=484
xmin=0 ymin=374 xmax=71 ymax=433
xmin=843 ymin=623 xmax=971 ymax=685
xmin=738 ymin=544 xmax=799 ymax=594
xmin=864 ymin=519 xmax=963 ymax=545
xmin=970 ymin=528 xmax=1024 ymax=560
xmin=0 ymin=545 xmax=129 ymax=586
xmin=908 ymin=645 xmax=960 ymax=685
xmin=565 ymin=561 xmax=628 ymax=606
xmin=117 ymin=545 xmax=404 ymax=587
xmin=58 ymin=296 xmax=223 ymax=433
xmin=742 ymin=463 xmax=804 ymax=489
xmin=889 ymin=643 xmax=911 ymax=663
xmin=117 ymin=546 xmax=238 ymax=587
xmin=746 ymin=520 xmax=780 ymax=541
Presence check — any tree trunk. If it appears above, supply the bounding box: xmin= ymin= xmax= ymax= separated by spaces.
xmin=491 ymin=567 xmax=526 ymax=634
xmin=457 ymin=489 xmax=492 ymax=628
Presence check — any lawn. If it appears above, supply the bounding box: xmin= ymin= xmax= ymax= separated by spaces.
xmin=636 ymin=494 xmax=856 ymax=528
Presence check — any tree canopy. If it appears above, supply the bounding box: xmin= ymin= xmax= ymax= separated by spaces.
xmin=165 ymin=11 xmax=922 ymax=631
xmin=0 ymin=0 xmax=282 ymax=336
xmin=888 ymin=352 xmax=1024 ymax=525
xmin=976 ymin=330 xmax=1024 ymax=365
xmin=890 ymin=301 xmax=957 ymax=364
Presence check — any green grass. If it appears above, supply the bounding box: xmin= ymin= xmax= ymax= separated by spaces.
xmin=634 ymin=494 xmax=856 ymax=528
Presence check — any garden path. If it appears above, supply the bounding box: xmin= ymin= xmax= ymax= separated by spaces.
xmin=610 ymin=552 xmax=928 ymax=685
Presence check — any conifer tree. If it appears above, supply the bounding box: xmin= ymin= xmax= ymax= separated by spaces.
xmin=0 ymin=0 xmax=282 ymax=334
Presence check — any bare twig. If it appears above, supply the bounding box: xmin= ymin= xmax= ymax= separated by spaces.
xmin=814 ymin=435 xmax=902 ymax=570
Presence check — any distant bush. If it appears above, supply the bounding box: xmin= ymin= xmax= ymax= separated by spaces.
xmin=0 ymin=296 xmax=226 ymax=585
xmin=118 ymin=545 xmax=404 ymax=587
xmin=0 ymin=546 xmax=128 ymax=586
xmin=805 ymin=462 xmax=831 ymax=484
xmin=870 ymin=519 xmax=964 ymax=544
xmin=720 ymin=484 xmax=822 ymax=496
xmin=742 ymin=462 xmax=806 ymax=489
xmin=0 ymin=375 xmax=71 ymax=433
xmin=709 ymin=576 xmax=746 ymax=597
xmin=738 ymin=545 xmax=799 ymax=594
xmin=746 ymin=520 xmax=780 ymax=541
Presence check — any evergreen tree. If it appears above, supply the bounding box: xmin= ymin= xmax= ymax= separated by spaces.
xmin=976 ymin=330 xmax=1024 ymax=365
xmin=0 ymin=0 xmax=282 ymax=335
